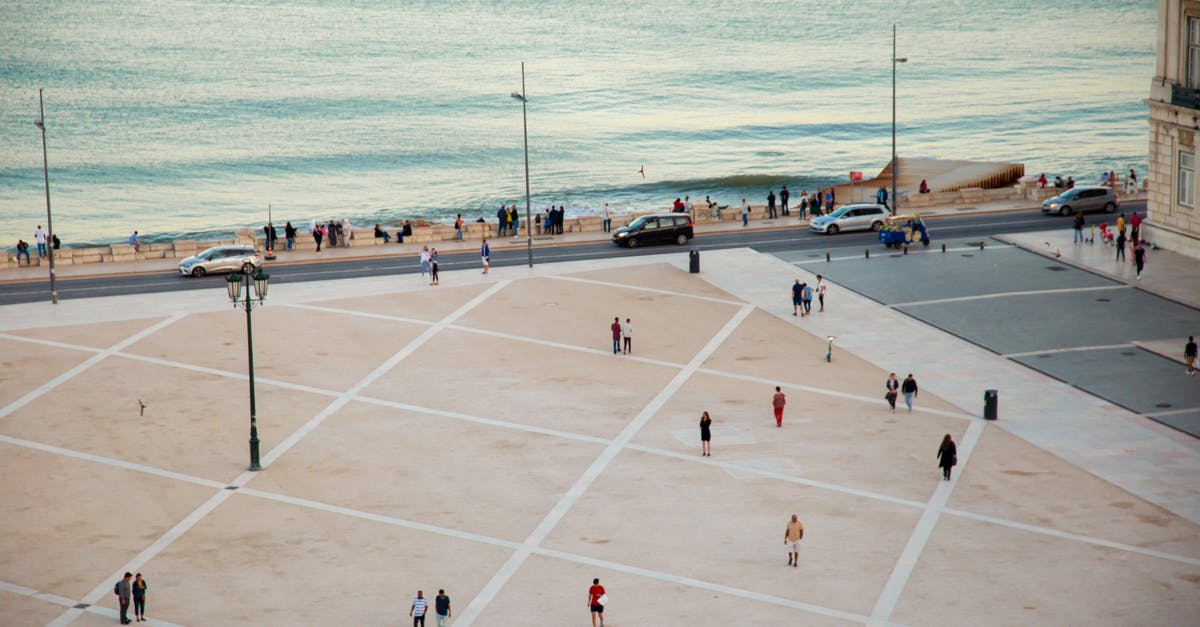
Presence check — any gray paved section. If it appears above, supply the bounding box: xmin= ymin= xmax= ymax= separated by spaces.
xmin=1011 ymin=348 xmax=1200 ymax=417
xmin=792 ymin=246 xmax=1115 ymax=304
xmin=898 ymin=288 xmax=1200 ymax=355
xmin=1152 ymin=409 xmax=1200 ymax=436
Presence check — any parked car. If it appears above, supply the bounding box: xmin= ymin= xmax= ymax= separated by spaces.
xmin=178 ymin=245 xmax=261 ymax=277
xmin=809 ymin=204 xmax=889 ymax=234
xmin=1041 ymin=186 xmax=1118 ymax=216
xmin=612 ymin=214 xmax=694 ymax=248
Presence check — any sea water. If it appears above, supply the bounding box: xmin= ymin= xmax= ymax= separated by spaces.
xmin=0 ymin=0 xmax=1155 ymax=245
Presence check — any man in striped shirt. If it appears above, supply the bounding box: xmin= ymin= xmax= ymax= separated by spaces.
xmin=410 ymin=590 xmax=428 ymax=626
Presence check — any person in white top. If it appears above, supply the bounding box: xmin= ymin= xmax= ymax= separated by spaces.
xmin=816 ymin=275 xmax=827 ymax=312
xmin=341 ymin=218 xmax=352 ymax=247
xmin=34 ymin=225 xmax=47 ymax=258
xmin=602 ymin=203 xmax=613 ymax=233
xmin=740 ymin=198 xmax=750 ymax=227
xmin=621 ymin=318 xmax=632 ymax=354
xmin=419 ymin=246 xmax=431 ymax=277
xmin=684 ymin=196 xmax=693 ymax=216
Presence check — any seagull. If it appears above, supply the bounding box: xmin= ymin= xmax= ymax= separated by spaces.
xmin=638 ymin=165 xmax=645 ymax=179
xmin=138 ymin=399 xmax=147 ymax=416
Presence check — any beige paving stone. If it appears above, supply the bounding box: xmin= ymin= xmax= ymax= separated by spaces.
xmin=122 ymin=306 xmax=427 ymax=391
xmin=308 ymin=283 xmax=490 ymax=322
xmin=0 ymin=355 xmax=333 ymax=480
xmin=455 ymin=275 xmax=742 ymax=364
xmin=564 ymin=262 xmax=742 ymax=301
xmin=0 ymin=589 xmax=73 ymax=627
xmin=890 ymin=513 xmax=1200 ymax=627
xmin=362 ymin=328 xmax=681 ymax=439
xmin=630 ymin=372 xmax=965 ymax=503
xmin=0 ymin=443 xmax=215 ymax=600
xmin=258 ymin=400 xmax=605 ymax=543
xmin=0 ymin=337 xmax=92 ymax=408
xmin=6 ymin=316 xmax=168 ymax=350
xmin=127 ymin=493 xmax=514 ymax=626
xmin=475 ymin=553 xmax=859 ymax=627
xmin=950 ymin=424 xmax=1200 ymax=560
xmin=702 ymin=308 xmax=967 ymax=416
xmin=542 ymin=448 xmax=919 ymax=617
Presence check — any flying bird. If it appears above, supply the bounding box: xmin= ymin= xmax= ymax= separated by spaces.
xmin=638 ymin=165 xmax=645 ymax=179
xmin=138 ymin=399 xmax=147 ymax=416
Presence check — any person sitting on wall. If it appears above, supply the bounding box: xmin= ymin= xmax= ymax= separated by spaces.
xmin=1054 ymin=176 xmax=1064 ymax=188
xmin=374 ymin=223 xmax=391 ymax=243
xmin=919 ymin=179 xmax=929 ymax=194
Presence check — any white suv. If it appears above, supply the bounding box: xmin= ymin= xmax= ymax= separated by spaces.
xmin=810 ymin=204 xmax=889 ymax=234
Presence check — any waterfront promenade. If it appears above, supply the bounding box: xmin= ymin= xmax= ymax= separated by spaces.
xmin=0 ymin=217 xmax=1196 ymax=625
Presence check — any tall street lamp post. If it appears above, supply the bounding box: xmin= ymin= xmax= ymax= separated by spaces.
xmin=226 ymin=262 xmax=270 ymax=471
xmin=34 ymin=89 xmax=58 ymax=304
xmin=891 ymin=24 xmax=907 ymax=216
xmin=511 ymin=62 xmax=533 ymax=268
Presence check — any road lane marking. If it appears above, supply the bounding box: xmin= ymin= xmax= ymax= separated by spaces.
xmin=891 ymin=284 xmax=1130 ymax=308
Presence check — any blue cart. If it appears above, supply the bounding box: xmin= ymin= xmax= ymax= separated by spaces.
xmin=878 ymin=215 xmax=929 ymax=249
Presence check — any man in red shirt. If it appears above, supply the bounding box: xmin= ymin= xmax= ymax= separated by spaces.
xmin=772 ymin=386 xmax=786 ymax=427
xmin=588 ymin=578 xmax=606 ymax=627
xmin=610 ymin=317 xmax=622 ymax=354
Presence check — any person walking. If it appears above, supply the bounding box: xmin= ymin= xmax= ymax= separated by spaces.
xmin=622 ymin=318 xmax=633 ymax=354
xmin=1072 ymin=211 xmax=1085 ymax=244
xmin=780 ymin=185 xmax=790 ymax=216
xmin=602 ymin=203 xmax=613 ymax=233
xmin=15 ymin=239 xmax=30 ymax=265
xmin=784 ymin=514 xmax=804 ymax=567
xmin=772 ymin=386 xmax=786 ymax=427
xmin=34 ymin=225 xmax=47 ymax=258
xmin=802 ymin=282 xmax=814 ymax=316
xmin=1130 ymin=211 xmax=1142 ymax=242
xmin=480 ymin=238 xmax=490 ymax=274
xmin=429 ymin=248 xmax=440 ymax=285
xmin=313 ymin=223 xmax=324 ymax=253
xmin=610 ymin=317 xmax=622 ymax=354
xmin=792 ymin=279 xmax=803 ymax=316
xmin=284 ymin=222 xmax=297 ymax=250
xmin=816 ymin=275 xmax=827 ymax=312
xmin=699 ymin=411 xmax=712 ymax=456
xmin=410 ymin=590 xmax=428 ymax=627
xmin=132 ymin=573 xmax=147 ymax=622
xmin=1115 ymin=230 xmax=1127 ymax=262
xmin=455 ymin=214 xmax=464 ymax=240
xmin=885 ymin=373 xmax=900 ymax=412
xmin=901 ymin=374 xmax=919 ymax=412
xmin=420 ymin=246 xmax=431 ymax=278
xmin=1116 ymin=212 xmax=1126 ymax=238
xmin=767 ymin=189 xmax=777 ymax=219
xmin=740 ymin=198 xmax=750 ymax=227
xmin=1185 ymin=336 xmax=1198 ymax=376
xmin=1133 ymin=240 xmax=1146 ymax=280
xmin=115 ymin=572 xmax=133 ymax=624
xmin=937 ymin=434 xmax=957 ymax=481
xmin=588 ymin=578 xmax=606 ymax=627
xmin=434 ymin=589 xmax=451 ymax=627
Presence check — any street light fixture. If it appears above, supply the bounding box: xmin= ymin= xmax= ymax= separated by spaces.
xmin=34 ymin=88 xmax=58 ymax=304
xmin=226 ymin=262 xmax=270 ymax=471
xmin=511 ymin=62 xmax=533 ymax=268
xmin=891 ymin=24 xmax=907 ymax=216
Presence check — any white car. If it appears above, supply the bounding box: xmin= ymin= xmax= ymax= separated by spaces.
xmin=809 ymin=203 xmax=889 ymax=234
xmin=178 ymin=245 xmax=260 ymax=277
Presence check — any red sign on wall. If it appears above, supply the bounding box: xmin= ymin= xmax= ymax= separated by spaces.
xmin=849 ymin=171 xmax=863 ymax=182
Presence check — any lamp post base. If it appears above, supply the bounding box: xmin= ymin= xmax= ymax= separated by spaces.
xmin=249 ymin=437 xmax=262 ymax=471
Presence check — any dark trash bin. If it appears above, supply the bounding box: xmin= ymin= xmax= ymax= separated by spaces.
xmin=984 ymin=389 xmax=998 ymax=420
xmin=689 ymin=249 xmax=700 ymax=273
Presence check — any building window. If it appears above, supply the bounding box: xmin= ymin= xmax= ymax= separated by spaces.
xmin=1190 ymin=18 xmax=1200 ymax=88
xmin=1179 ymin=150 xmax=1195 ymax=207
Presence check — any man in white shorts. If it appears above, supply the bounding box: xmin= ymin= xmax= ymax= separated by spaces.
xmin=784 ymin=514 xmax=804 ymax=567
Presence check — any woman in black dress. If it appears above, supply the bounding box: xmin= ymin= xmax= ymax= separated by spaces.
xmin=937 ymin=434 xmax=957 ymax=481
xmin=885 ymin=373 xmax=900 ymax=412
xmin=699 ymin=411 xmax=712 ymax=456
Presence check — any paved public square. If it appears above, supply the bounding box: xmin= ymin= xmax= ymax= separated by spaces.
xmin=1 ymin=249 xmax=1198 ymax=626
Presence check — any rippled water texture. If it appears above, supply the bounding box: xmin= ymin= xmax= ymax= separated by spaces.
xmin=0 ymin=0 xmax=1155 ymax=244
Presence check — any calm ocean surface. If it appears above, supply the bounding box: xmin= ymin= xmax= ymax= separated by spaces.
xmin=0 ymin=0 xmax=1156 ymax=245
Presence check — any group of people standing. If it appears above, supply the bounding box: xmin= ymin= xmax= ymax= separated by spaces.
xmin=419 ymin=246 xmax=440 ymax=285
xmin=537 ymin=206 xmax=567 ymax=235
xmin=307 ymin=218 xmax=353 ymax=253
xmin=1075 ymin=211 xmax=1148 ymax=278
xmin=113 ymin=572 xmax=148 ymax=623
xmin=791 ymin=276 xmax=827 ymax=316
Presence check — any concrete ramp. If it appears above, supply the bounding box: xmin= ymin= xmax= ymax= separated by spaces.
xmin=835 ymin=157 xmax=1025 ymax=202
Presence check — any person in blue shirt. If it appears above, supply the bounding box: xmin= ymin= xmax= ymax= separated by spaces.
xmin=434 ymin=589 xmax=451 ymax=627
xmin=481 ymin=239 xmax=490 ymax=275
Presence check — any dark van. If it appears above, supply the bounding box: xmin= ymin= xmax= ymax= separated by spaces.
xmin=612 ymin=213 xmax=694 ymax=248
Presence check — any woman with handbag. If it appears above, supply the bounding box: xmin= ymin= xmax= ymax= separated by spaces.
xmin=885 ymin=373 xmax=900 ymax=413
xmin=938 ymin=434 xmax=958 ymax=481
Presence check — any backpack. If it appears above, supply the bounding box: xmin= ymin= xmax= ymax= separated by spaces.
xmin=114 ymin=582 xmax=120 ymax=595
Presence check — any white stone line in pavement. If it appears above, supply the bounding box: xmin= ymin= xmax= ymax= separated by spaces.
xmin=0 ymin=434 xmax=226 ymax=490
xmin=793 ymin=244 xmax=1015 ymax=264
xmin=868 ymin=418 xmax=986 ymax=626
xmin=695 ymin=367 xmax=975 ymax=421
xmin=448 ymin=322 xmax=685 ymax=369
xmin=455 ymin=304 xmax=757 ymax=627
xmin=0 ymin=577 xmax=186 ymax=627
xmin=113 ymin=351 xmax=345 ymax=399
xmin=0 ymin=332 xmax=105 ymax=354
xmin=548 ymin=274 xmax=746 ymax=306
xmin=354 ymin=396 xmax=612 ymax=446
xmin=1002 ymin=343 xmax=1139 ymax=359
xmin=284 ymin=302 xmax=435 ymax=327
xmin=1145 ymin=406 xmax=1200 ymax=418
xmin=890 ymin=284 xmax=1130 ymax=308
xmin=255 ymin=279 xmax=511 ymax=470
xmin=0 ymin=313 xmax=186 ymax=422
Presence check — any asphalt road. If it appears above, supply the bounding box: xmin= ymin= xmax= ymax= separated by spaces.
xmin=0 ymin=207 xmax=1139 ymax=306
